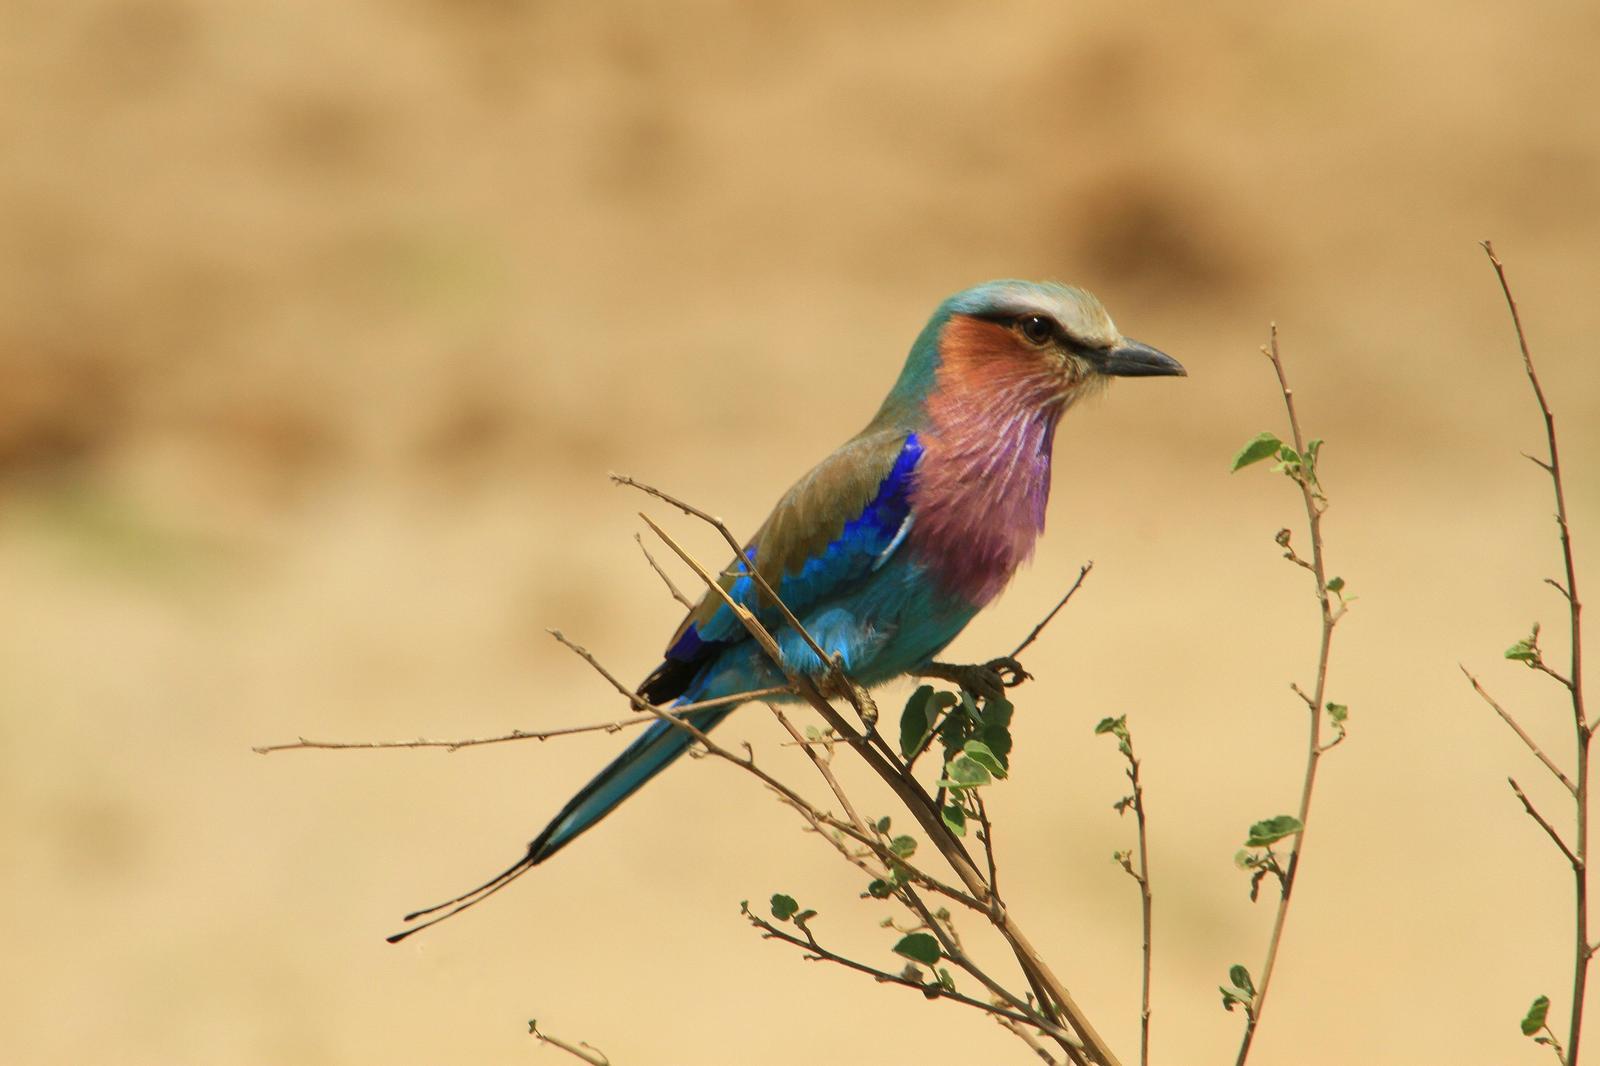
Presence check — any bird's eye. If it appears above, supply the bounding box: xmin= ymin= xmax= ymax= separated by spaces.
xmin=1018 ymin=314 xmax=1055 ymax=345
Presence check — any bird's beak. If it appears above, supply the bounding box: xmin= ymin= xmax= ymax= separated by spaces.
xmin=1098 ymin=339 xmax=1186 ymax=378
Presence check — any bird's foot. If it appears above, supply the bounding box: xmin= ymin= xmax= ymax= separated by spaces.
xmin=919 ymin=657 xmax=1030 ymax=702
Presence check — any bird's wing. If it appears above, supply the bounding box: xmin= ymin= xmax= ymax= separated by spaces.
xmin=638 ymin=427 xmax=922 ymax=700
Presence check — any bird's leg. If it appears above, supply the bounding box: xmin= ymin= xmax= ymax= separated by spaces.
xmin=917 ymin=657 xmax=1030 ymax=702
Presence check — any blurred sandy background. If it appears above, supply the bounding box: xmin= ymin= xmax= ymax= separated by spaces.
xmin=4 ymin=2 xmax=1599 ymax=1063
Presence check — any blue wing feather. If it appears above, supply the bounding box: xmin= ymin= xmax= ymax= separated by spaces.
xmin=662 ymin=432 xmax=922 ymax=666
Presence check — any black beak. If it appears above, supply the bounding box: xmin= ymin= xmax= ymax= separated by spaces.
xmin=1098 ymin=339 xmax=1186 ymax=378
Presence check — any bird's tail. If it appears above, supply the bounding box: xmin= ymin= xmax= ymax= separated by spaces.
xmin=387 ymin=704 xmax=732 ymax=943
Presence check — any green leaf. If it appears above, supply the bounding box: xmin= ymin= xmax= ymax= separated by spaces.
xmin=865 ymin=879 xmax=893 ymax=899
xmin=899 ymin=685 xmax=938 ymax=759
xmin=1245 ymin=815 xmax=1303 ymax=848
xmin=1326 ymin=702 xmax=1348 ymax=724
xmin=938 ymin=754 xmax=993 ymax=790
xmin=981 ymin=697 xmax=1014 ymax=731
xmin=1094 ymin=715 xmax=1124 ymax=735
xmin=1229 ymin=964 xmax=1256 ymax=997
xmin=1506 ymin=640 xmax=1538 ymax=663
xmin=1326 ymin=576 xmax=1345 ymax=594
xmin=769 ymin=893 xmax=799 ymax=921
xmin=937 ymin=967 xmax=957 ymax=994
xmin=962 ymin=740 xmax=1008 ymax=779
xmin=1231 ymin=432 xmax=1283 ymax=472
xmin=875 ymin=816 xmax=892 ymax=834
xmin=1522 ymin=994 xmax=1551 ymax=1037
xmin=893 ymin=932 xmax=942 ymax=966
xmin=942 ymin=801 xmax=967 ymax=836
xmin=889 ymin=835 xmax=918 ymax=859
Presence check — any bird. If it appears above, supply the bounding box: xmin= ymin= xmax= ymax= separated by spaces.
xmin=389 ymin=279 xmax=1183 ymax=941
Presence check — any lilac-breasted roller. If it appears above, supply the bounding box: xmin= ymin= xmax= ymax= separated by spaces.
xmin=391 ymin=279 xmax=1182 ymax=940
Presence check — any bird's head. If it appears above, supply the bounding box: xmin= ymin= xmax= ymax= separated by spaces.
xmin=941 ymin=279 xmax=1185 ymax=400
xmin=875 ymin=279 xmax=1183 ymax=425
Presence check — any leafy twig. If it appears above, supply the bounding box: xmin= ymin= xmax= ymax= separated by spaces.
xmin=1480 ymin=240 xmax=1589 ymax=1064
xmin=741 ymin=903 xmax=1075 ymax=1041
xmin=1229 ymin=326 xmax=1348 ymax=1066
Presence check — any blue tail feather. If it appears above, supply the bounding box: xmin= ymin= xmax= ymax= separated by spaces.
xmin=387 ymin=703 xmax=732 ymax=943
xmin=528 ymin=705 xmax=733 ymax=863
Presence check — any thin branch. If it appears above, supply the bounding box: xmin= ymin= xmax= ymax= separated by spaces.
xmin=997 ymin=1016 xmax=1065 ymax=1066
xmin=1129 ymin=749 xmax=1153 ymax=1066
xmin=1235 ymin=325 xmax=1344 ymax=1066
xmin=528 ymin=1021 xmax=610 ymax=1066
xmin=742 ymin=906 xmax=1070 ymax=1038
xmin=974 ymin=792 xmax=1002 ymax=909
xmin=1485 ymin=240 xmax=1589 ymax=1063
xmin=1512 ymin=777 xmax=1581 ymax=869
xmin=635 ymin=532 xmax=694 ymax=608
xmin=251 ymin=687 xmax=792 ymax=755
xmin=1011 ymin=563 xmax=1095 ymax=659
xmin=768 ymin=705 xmax=870 ymax=835
xmin=1463 ymin=666 xmax=1577 ymax=795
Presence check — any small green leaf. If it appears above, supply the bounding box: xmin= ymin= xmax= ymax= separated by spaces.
xmin=1245 ymin=815 xmax=1303 ymax=848
xmin=962 ymin=740 xmax=1008 ymax=779
xmin=1229 ymin=964 xmax=1256 ymax=997
xmin=875 ymin=815 xmax=892 ymax=834
xmin=865 ymin=879 xmax=893 ymax=899
xmin=1506 ymin=641 xmax=1539 ymax=663
xmin=893 ymin=932 xmax=942 ymax=966
xmin=769 ymin=893 xmax=799 ymax=921
xmin=899 ymin=685 xmax=938 ymax=759
xmin=1326 ymin=576 xmax=1345 ymax=594
xmin=1326 ymin=702 xmax=1348 ymax=724
xmin=938 ymin=754 xmax=993 ymax=790
xmin=937 ymin=967 xmax=957 ymax=993
xmin=889 ymin=835 xmax=918 ymax=859
xmin=1522 ymin=994 xmax=1551 ymax=1037
xmin=1231 ymin=432 xmax=1284 ymax=472
xmin=794 ymin=909 xmax=817 ymax=925
xmin=981 ymin=697 xmax=1014 ymax=731
xmin=1094 ymin=715 xmax=1124 ymax=735
xmin=942 ymin=801 xmax=967 ymax=836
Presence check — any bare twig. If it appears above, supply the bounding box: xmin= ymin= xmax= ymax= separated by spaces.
xmin=529 ymin=1021 xmax=610 ymax=1066
xmin=997 ymin=1016 xmax=1066 ymax=1066
xmin=1463 ymin=666 xmax=1577 ymax=795
xmin=251 ymin=687 xmax=792 ymax=755
xmin=1234 ymin=325 xmax=1346 ymax=1066
xmin=1483 ymin=240 xmax=1589 ymax=1063
xmin=1011 ymin=563 xmax=1095 ymax=660
xmin=1512 ymin=777 xmax=1581 ymax=869
xmin=636 ymin=532 xmax=694 ymax=608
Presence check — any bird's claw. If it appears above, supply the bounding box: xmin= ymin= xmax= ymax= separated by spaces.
xmin=921 ymin=658 xmax=1029 ymax=702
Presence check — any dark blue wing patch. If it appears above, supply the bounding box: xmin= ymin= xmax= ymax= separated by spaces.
xmin=658 ymin=432 xmax=922 ymax=672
